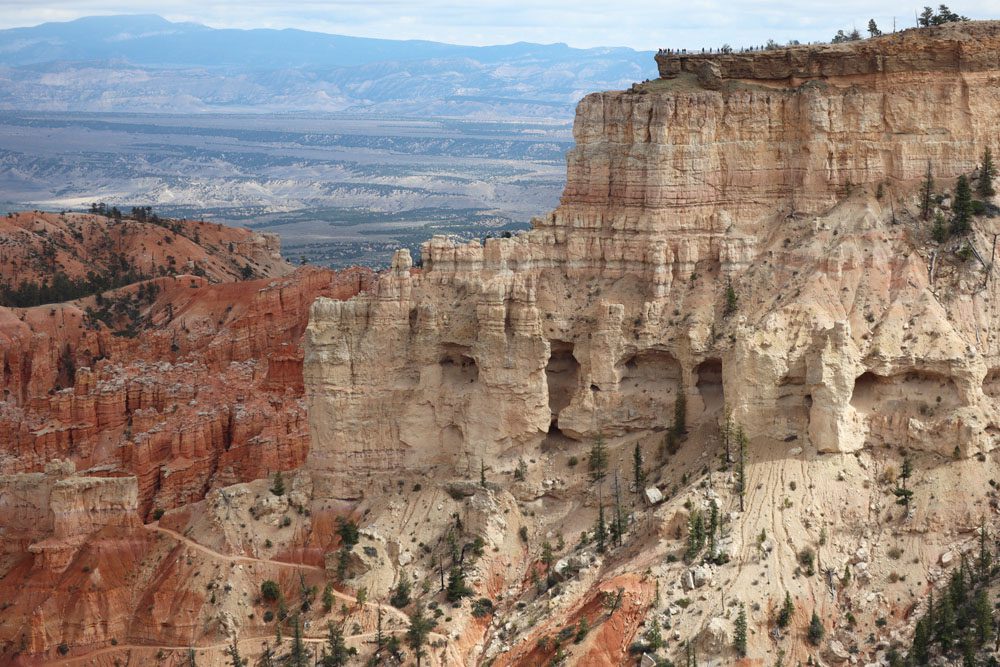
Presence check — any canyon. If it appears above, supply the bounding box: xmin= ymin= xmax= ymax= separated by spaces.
xmin=2 ymin=19 xmax=1000 ymax=667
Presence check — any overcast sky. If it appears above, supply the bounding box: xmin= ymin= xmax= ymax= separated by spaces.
xmin=1 ymin=1 xmax=997 ymax=50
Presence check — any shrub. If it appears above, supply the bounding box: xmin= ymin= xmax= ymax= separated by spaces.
xmin=260 ymin=580 xmax=280 ymax=603
xmin=471 ymin=598 xmax=494 ymax=618
xmin=152 ymin=508 xmax=165 ymax=521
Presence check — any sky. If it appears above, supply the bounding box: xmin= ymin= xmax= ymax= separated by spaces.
xmin=0 ymin=1 xmax=998 ymax=50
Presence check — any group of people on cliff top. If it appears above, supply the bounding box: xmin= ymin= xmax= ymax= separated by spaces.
xmin=656 ymin=5 xmax=968 ymax=57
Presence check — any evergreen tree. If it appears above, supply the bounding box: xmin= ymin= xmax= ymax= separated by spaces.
xmin=937 ymin=593 xmax=956 ymax=651
xmin=910 ymin=618 xmax=931 ymax=665
xmin=721 ymin=411 xmax=733 ymax=469
xmin=188 ymin=648 xmax=198 ymax=667
xmin=952 ymin=175 xmax=974 ymax=235
xmin=406 ymin=606 xmax=434 ymax=667
xmin=920 ymin=162 xmax=935 ymax=220
xmin=979 ymin=515 xmax=994 ymax=580
xmin=319 ymin=622 xmax=357 ymax=667
xmin=777 ymin=591 xmax=795 ymax=629
xmin=480 ymin=459 xmax=486 ymax=487
xmin=633 ymin=442 xmax=645 ymax=494
xmin=724 ymin=280 xmax=738 ymax=316
xmin=390 ymin=573 xmax=411 ymax=609
xmin=588 ymin=437 xmax=608 ymax=484
xmin=918 ymin=6 xmax=935 ymax=26
xmin=807 ymin=610 xmax=825 ymax=646
xmin=227 ymin=637 xmax=244 ymax=666
xmin=867 ymin=19 xmax=882 ymax=37
xmin=975 ymin=588 xmax=994 ymax=645
xmin=734 ymin=603 xmax=748 ymax=657
xmin=685 ymin=509 xmax=705 ymax=562
xmin=446 ymin=566 xmax=472 ymax=602
xmin=287 ymin=616 xmax=310 ymax=667
xmin=613 ymin=472 xmax=625 ymax=547
xmin=322 ymin=582 xmax=334 ymax=612
xmin=674 ymin=386 xmax=687 ymax=435
xmin=708 ymin=500 xmax=719 ymax=554
xmin=931 ymin=211 xmax=947 ymax=241
xmin=979 ymin=147 xmax=997 ymax=198
xmin=270 ymin=471 xmax=285 ymax=496
xmin=595 ymin=499 xmax=607 ymax=553
xmin=736 ymin=425 xmax=748 ymax=511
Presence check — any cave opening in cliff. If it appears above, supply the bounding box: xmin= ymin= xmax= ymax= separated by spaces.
xmin=984 ymin=368 xmax=1000 ymax=398
xmin=851 ymin=369 xmax=959 ymax=416
xmin=439 ymin=344 xmax=479 ymax=384
xmin=695 ymin=358 xmax=723 ymax=416
xmin=546 ymin=340 xmax=580 ymax=426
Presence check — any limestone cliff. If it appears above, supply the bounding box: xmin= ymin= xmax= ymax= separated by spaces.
xmin=305 ymin=21 xmax=1000 ymax=486
xmin=299 ymin=21 xmax=1000 ymax=667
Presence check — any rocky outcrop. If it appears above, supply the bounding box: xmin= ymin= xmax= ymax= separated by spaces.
xmin=0 ymin=212 xmax=375 ymax=514
xmin=305 ymin=22 xmax=1000 ymax=494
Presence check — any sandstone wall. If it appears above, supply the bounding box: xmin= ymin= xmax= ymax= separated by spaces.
xmin=305 ymin=21 xmax=1000 ymax=494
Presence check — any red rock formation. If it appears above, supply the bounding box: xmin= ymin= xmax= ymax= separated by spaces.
xmin=0 ymin=212 xmax=374 ymax=516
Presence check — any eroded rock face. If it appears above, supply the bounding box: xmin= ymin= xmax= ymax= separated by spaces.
xmin=305 ymin=22 xmax=1000 ymax=495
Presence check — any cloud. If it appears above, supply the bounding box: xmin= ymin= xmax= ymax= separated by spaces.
xmin=0 ymin=0 xmax=998 ymax=49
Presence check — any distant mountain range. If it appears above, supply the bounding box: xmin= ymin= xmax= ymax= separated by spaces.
xmin=0 ymin=15 xmax=654 ymax=118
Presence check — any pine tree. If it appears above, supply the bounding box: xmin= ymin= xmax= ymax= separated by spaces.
xmin=937 ymin=592 xmax=956 ymax=651
xmin=910 ymin=618 xmax=931 ymax=665
xmin=978 ymin=515 xmax=993 ymax=582
xmin=920 ymin=162 xmax=935 ymax=220
xmin=952 ymin=175 xmax=974 ymax=235
xmin=734 ymin=603 xmax=748 ymax=657
xmin=287 ymin=616 xmax=310 ymax=667
xmin=979 ymin=146 xmax=997 ymax=198
xmin=613 ymin=472 xmax=625 ymax=547
xmin=633 ymin=442 xmax=645 ymax=494
xmin=226 ymin=637 xmax=244 ymax=667
xmin=808 ymin=610 xmax=825 ymax=646
xmin=724 ymin=280 xmax=738 ymax=316
xmin=708 ymin=500 xmax=719 ymax=555
xmin=480 ymin=459 xmax=486 ymax=487
xmin=270 ymin=471 xmax=285 ymax=496
xmin=588 ymin=437 xmax=608 ymax=484
xmin=674 ymin=386 xmax=687 ymax=435
xmin=975 ymin=588 xmax=994 ymax=645
xmin=406 ymin=606 xmax=434 ymax=667
xmin=685 ymin=508 xmax=705 ymax=562
xmin=446 ymin=566 xmax=471 ymax=602
xmin=736 ymin=425 xmax=748 ymax=511
xmin=867 ymin=19 xmax=882 ymax=37
xmin=595 ymin=498 xmax=607 ymax=553
xmin=390 ymin=572 xmax=411 ymax=609
xmin=188 ymin=648 xmax=198 ymax=667
xmin=777 ymin=591 xmax=795 ymax=629
xmin=320 ymin=622 xmax=357 ymax=667
xmin=721 ymin=411 xmax=733 ymax=469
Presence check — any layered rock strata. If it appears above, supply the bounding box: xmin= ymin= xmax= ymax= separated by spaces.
xmin=305 ymin=21 xmax=1000 ymax=492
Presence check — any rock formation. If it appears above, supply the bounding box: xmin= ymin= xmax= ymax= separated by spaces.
xmin=301 ymin=20 xmax=1000 ymax=667
xmin=5 ymin=20 xmax=1000 ymax=667
xmin=306 ymin=20 xmax=1000 ymax=484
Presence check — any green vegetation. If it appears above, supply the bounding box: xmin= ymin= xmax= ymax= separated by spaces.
xmin=734 ymin=603 xmax=748 ymax=656
xmin=319 ymin=622 xmax=356 ymax=667
xmin=260 ymin=580 xmax=280 ymax=603
xmin=270 ymin=471 xmax=285 ymax=496
xmin=226 ymin=637 xmax=244 ymax=667
xmin=978 ymin=147 xmax=996 ymax=199
xmin=390 ymin=573 xmax=411 ymax=609
xmin=777 ymin=591 xmax=795 ymax=628
xmin=406 ymin=606 xmax=436 ymax=667
xmin=808 ymin=610 xmax=825 ymax=645
xmin=918 ymin=5 xmax=969 ymax=27
xmin=951 ymin=174 xmax=973 ymax=235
